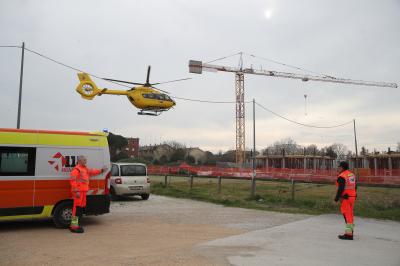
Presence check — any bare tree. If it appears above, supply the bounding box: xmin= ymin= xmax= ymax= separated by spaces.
xmin=305 ymin=144 xmax=319 ymax=155
xmin=361 ymin=146 xmax=369 ymax=156
xmin=330 ymin=143 xmax=349 ymax=161
xmin=263 ymin=138 xmax=302 ymax=155
xmin=164 ymin=141 xmax=186 ymax=150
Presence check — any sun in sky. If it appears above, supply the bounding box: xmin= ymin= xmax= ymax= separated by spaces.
xmin=264 ymin=8 xmax=273 ymax=19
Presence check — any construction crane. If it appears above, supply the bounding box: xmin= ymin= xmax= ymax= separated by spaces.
xmin=188 ymin=53 xmax=398 ymax=165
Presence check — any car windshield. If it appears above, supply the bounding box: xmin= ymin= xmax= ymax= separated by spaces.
xmin=120 ymin=165 xmax=146 ymax=176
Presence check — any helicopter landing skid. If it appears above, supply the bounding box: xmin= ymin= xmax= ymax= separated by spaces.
xmin=138 ymin=110 xmax=161 ymax=116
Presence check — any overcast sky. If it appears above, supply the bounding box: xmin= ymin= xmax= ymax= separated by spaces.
xmin=1 ymin=0 xmax=399 ymax=153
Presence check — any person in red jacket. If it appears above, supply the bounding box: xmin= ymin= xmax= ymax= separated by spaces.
xmin=69 ymin=155 xmax=106 ymax=233
xmin=334 ymin=161 xmax=357 ymax=240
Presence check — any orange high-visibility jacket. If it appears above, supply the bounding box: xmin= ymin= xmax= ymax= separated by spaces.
xmin=70 ymin=164 xmax=102 ymax=192
xmin=336 ymin=170 xmax=357 ymax=197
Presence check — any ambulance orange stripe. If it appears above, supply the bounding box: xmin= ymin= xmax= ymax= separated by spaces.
xmin=0 ymin=180 xmax=34 ymax=208
xmin=1 ymin=179 xmax=103 ymax=208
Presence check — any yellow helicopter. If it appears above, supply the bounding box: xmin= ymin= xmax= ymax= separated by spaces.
xmin=76 ymin=66 xmax=189 ymax=116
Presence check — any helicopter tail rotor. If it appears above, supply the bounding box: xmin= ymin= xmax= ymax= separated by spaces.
xmin=76 ymin=73 xmax=102 ymax=100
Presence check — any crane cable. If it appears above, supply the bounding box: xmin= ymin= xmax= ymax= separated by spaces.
xmin=201 ymin=51 xmax=336 ymax=78
xmin=205 ymin=52 xmax=242 ymax=64
xmin=242 ymin=52 xmax=335 ymax=78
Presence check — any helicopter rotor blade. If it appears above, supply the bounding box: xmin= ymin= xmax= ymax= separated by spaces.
xmin=151 ymin=77 xmax=192 ymax=85
xmin=152 ymin=86 xmax=171 ymax=95
xmin=102 ymin=78 xmax=144 ymax=86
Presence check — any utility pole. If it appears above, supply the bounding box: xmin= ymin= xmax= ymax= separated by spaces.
xmin=17 ymin=42 xmax=25 ymax=129
xmin=251 ymin=98 xmax=256 ymax=196
xmin=353 ymin=119 xmax=359 ymax=177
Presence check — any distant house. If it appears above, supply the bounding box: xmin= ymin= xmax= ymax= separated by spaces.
xmin=185 ymin=148 xmax=207 ymax=164
xmin=125 ymin=138 xmax=139 ymax=158
xmin=139 ymin=145 xmax=208 ymax=165
xmin=140 ymin=144 xmax=175 ymax=163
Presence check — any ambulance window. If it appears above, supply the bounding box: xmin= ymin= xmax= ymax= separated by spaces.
xmin=111 ymin=164 xmax=120 ymax=176
xmin=0 ymin=147 xmax=36 ymax=176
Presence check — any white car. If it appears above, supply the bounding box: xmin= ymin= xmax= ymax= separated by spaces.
xmin=110 ymin=163 xmax=150 ymax=200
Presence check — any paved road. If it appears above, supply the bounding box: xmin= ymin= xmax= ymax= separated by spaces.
xmin=199 ymin=214 xmax=400 ymax=266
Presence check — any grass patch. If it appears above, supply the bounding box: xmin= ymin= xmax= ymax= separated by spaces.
xmin=150 ymin=175 xmax=400 ymax=221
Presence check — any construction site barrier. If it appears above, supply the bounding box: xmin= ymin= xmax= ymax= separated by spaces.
xmin=147 ymin=166 xmax=400 ymax=186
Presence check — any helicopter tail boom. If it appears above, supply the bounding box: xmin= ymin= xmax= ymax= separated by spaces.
xmin=76 ymin=73 xmax=130 ymax=100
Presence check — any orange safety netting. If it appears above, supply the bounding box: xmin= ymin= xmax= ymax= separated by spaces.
xmin=147 ymin=165 xmax=400 ymax=186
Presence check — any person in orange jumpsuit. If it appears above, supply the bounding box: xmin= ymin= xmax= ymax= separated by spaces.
xmin=334 ymin=161 xmax=357 ymax=240
xmin=69 ymin=155 xmax=106 ymax=233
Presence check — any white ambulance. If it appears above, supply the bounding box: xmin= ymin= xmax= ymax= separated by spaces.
xmin=0 ymin=128 xmax=111 ymax=228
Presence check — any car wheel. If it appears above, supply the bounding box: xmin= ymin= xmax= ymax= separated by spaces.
xmin=110 ymin=187 xmax=120 ymax=201
xmin=141 ymin=194 xmax=150 ymax=200
xmin=53 ymin=201 xmax=73 ymax=228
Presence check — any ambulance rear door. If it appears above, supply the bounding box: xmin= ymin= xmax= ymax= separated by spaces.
xmin=0 ymin=146 xmax=37 ymax=217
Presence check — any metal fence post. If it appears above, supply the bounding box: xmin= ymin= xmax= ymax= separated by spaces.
xmin=251 ymin=177 xmax=256 ymax=197
xmin=164 ymin=175 xmax=168 ymax=188
xmin=291 ymin=179 xmax=295 ymax=201
xmin=190 ymin=175 xmax=194 ymax=191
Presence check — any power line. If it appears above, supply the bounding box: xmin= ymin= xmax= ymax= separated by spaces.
xmin=10 ymin=46 xmax=242 ymax=102
xmin=0 ymin=45 xmax=21 ymax=48
xmin=23 ymin=47 xmax=132 ymax=88
xmin=0 ymin=46 xmax=367 ymax=127
xmin=171 ymin=96 xmax=251 ymax=104
xmin=255 ymin=101 xmax=353 ymax=129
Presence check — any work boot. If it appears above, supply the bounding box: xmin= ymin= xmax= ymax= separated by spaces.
xmin=338 ymin=234 xmax=353 ymax=240
xmin=69 ymin=215 xmax=84 ymax=233
xmin=69 ymin=226 xmax=84 ymax=233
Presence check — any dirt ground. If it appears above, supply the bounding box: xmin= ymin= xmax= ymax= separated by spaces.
xmin=0 ymin=195 xmax=307 ymax=266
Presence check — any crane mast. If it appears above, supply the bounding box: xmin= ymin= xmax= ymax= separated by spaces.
xmin=189 ymin=59 xmax=398 ymax=165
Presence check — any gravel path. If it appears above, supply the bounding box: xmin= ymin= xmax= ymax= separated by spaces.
xmin=0 ymin=195 xmax=308 ymax=265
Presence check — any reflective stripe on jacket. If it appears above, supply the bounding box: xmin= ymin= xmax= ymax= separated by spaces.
xmin=336 ymin=169 xmax=357 ymax=197
xmin=70 ymin=164 xmax=102 ymax=192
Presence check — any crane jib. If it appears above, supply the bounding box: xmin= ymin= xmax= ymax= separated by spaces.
xmin=189 ymin=60 xmax=398 ymax=88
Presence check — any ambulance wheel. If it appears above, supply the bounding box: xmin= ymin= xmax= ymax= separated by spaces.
xmin=141 ymin=194 xmax=150 ymax=200
xmin=53 ymin=201 xmax=73 ymax=229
